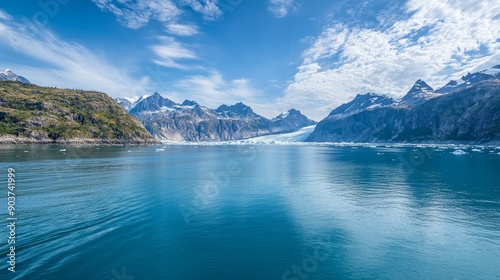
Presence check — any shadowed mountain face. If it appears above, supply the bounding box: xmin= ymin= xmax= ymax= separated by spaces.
xmin=308 ymin=65 xmax=500 ymax=143
xmin=120 ymin=95 xmax=316 ymax=142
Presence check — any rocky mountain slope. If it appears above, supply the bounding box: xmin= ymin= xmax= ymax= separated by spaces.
xmin=307 ymin=65 xmax=500 ymax=143
xmin=0 ymin=69 xmax=31 ymax=84
xmin=120 ymin=92 xmax=316 ymax=141
xmin=0 ymin=80 xmax=157 ymax=144
xmin=326 ymin=93 xmax=396 ymax=119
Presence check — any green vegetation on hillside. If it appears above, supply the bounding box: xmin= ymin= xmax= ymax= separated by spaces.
xmin=0 ymin=81 xmax=155 ymax=143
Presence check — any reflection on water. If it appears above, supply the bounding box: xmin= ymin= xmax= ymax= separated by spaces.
xmin=0 ymin=145 xmax=499 ymax=279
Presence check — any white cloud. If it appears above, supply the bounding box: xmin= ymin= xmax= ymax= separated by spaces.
xmin=0 ymin=10 xmax=12 ymax=21
xmin=166 ymin=23 xmax=199 ymax=36
xmin=150 ymin=36 xmax=199 ymax=70
xmin=163 ymin=70 xmax=283 ymax=117
xmin=92 ymin=0 xmax=220 ymax=72
xmin=268 ymin=0 xmax=300 ymax=18
xmin=281 ymin=0 xmax=500 ymax=120
xmin=180 ymin=0 xmax=223 ymax=21
xmin=0 ymin=11 xmax=149 ymax=97
xmin=92 ymin=0 xmax=182 ymax=29
xmin=92 ymin=0 xmax=222 ymax=29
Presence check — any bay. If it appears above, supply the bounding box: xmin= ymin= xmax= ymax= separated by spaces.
xmin=0 ymin=145 xmax=499 ymax=279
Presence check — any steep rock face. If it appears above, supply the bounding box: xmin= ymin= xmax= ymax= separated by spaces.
xmin=0 ymin=81 xmax=157 ymax=144
xmin=307 ymin=80 xmax=500 ymax=143
xmin=123 ymin=94 xmax=316 ymax=141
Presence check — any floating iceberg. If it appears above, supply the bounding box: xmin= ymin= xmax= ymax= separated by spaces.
xmin=452 ymin=150 xmax=467 ymax=155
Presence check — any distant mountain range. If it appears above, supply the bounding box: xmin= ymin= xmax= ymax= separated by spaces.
xmin=307 ymin=65 xmax=500 ymax=143
xmin=0 ymin=69 xmax=31 ymax=84
xmin=117 ymin=92 xmax=316 ymax=141
xmin=2 ymin=65 xmax=499 ymax=144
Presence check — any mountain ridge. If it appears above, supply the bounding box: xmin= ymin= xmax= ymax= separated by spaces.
xmin=307 ymin=65 xmax=500 ymax=143
xmin=119 ymin=94 xmax=316 ymax=142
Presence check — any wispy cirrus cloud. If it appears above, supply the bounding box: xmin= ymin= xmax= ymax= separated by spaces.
xmin=163 ymin=70 xmax=281 ymax=117
xmin=150 ymin=36 xmax=199 ymax=70
xmin=267 ymin=0 xmax=300 ymax=18
xmin=92 ymin=0 xmax=182 ymax=29
xmin=171 ymin=71 xmax=259 ymax=105
xmin=0 ymin=9 xmax=12 ymax=20
xmin=0 ymin=10 xmax=149 ymax=97
xmin=91 ymin=0 xmax=222 ymax=30
xmin=166 ymin=23 xmax=199 ymax=36
xmin=279 ymin=0 xmax=500 ymax=120
xmin=92 ymin=0 xmax=222 ymax=71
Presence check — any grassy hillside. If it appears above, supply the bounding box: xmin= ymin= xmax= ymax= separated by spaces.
xmin=0 ymin=81 xmax=156 ymax=144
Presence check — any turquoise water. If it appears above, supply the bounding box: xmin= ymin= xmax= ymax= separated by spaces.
xmin=0 ymin=145 xmax=499 ymax=280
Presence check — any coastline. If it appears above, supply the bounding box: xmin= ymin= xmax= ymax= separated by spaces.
xmin=0 ymin=135 xmax=160 ymax=145
xmin=1 ymin=134 xmax=498 ymax=147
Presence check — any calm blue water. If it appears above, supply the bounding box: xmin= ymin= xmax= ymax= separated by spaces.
xmin=0 ymin=145 xmax=499 ymax=280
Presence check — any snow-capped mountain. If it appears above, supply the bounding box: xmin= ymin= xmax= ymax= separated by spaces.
xmin=115 ymin=98 xmax=133 ymax=111
xmin=327 ymin=93 xmax=396 ymax=119
xmin=272 ymin=108 xmax=316 ymax=130
xmin=117 ymin=94 xmax=316 ymax=141
xmin=215 ymin=102 xmax=261 ymax=119
xmin=436 ymin=65 xmax=500 ymax=94
xmin=115 ymin=95 xmax=150 ymax=111
xmin=0 ymin=69 xmax=31 ymax=84
xmin=308 ymin=65 xmax=500 ymax=143
xmin=400 ymin=79 xmax=442 ymax=105
xmin=129 ymin=92 xmax=176 ymax=115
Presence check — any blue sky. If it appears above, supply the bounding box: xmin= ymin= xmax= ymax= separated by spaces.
xmin=0 ymin=0 xmax=499 ymax=120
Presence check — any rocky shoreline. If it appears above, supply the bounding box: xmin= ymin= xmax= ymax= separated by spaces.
xmin=0 ymin=135 xmax=160 ymax=145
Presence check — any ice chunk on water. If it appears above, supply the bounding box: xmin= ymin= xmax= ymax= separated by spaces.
xmin=452 ymin=150 xmax=467 ymax=155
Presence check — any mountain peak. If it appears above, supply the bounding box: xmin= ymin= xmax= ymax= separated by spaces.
xmin=129 ymin=92 xmax=177 ymax=114
xmin=274 ymin=108 xmax=307 ymax=120
xmin=234 ymin=102 xmax=249 ymax=109
xmin=216 ymin=102 xmax=257 ymax=119
xmin=412 ymin=79 xmax=433 ymax=90
xmin=436 ymin=65 xmax=500 ymax=94
xmin=400 ymin=80 xmax=437 ymax=105
xmin=328 ymin=92 xmax=396 ymax=119
xmin=272 ymin=108 xmax=316 ymax=126
xmin=182 ymin=100 xmax=198 ymax=106
xmin=0 ymin=69 xmax=31 ymax=84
